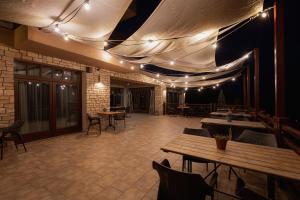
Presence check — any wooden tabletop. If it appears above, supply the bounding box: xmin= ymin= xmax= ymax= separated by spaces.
xmin=161 ymin=134 xmax=300 ymax=181
xmin=210 ymin=112 xmax=252 ymax=118
xmin=98 ymin=111 xmax=124 ymax=115
xmin=177 ymin=105 xmax=190 ymax=109
xmin=201 ymin=118 xmax=266 ymax=129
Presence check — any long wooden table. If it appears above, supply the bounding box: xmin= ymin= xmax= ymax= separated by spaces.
xmin=210 ymin=111 xmax=252 ymax=118
xmin=161 ymin=134 xmax=300 ymax=199
xmin=201 ymin=117 xmax=267 ymax=129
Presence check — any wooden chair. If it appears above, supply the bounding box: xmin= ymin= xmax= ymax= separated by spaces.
xmin=182 ymin=128 xmax=216 ymax=172
xmin=87 ymin=114 xmax=102 ymax=135
xmin=153 ymin=159 xmax=218 ymax=200
xmin=1 ymin=120 xmax=26 ymax=160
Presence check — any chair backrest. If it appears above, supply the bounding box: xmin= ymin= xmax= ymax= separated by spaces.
xmin=236 ymin=129 xmax=277 ymax=147
xmin=87 ymin=113 xmax=93 ymax=122
xmin=183 ymin=128 xmax=211 ymax=137
xmin=115 ymin=112 xmax=125 ymax=120
xmin=152 ymin=159 xmax=213 ymax=200
xmin=4 ymin=120 xmax=24 ymax=134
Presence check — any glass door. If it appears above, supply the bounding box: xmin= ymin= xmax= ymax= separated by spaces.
xmin=56 ymin=84 xmax=80 ymax=129
xmin=15 ymin=80 xmax=51 ymax=135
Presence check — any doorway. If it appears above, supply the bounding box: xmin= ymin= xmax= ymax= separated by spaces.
xmin=14 ymin=60 xmax=81 ymax=141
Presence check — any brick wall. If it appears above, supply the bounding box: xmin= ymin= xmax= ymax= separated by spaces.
xmin=0 ymin=43 xmax=166 ymax=129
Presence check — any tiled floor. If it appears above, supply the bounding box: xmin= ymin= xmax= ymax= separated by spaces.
xmin=0 ymin=114 xmax=288 ymax=200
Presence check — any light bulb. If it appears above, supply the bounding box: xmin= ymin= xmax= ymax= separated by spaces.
xmin=170 ymin=61 xmax=175 ymax=65
xmin=261 ymin=12 xmax=267 ymax=18
xmin=140 ymin=64 xmax=144 ymax=69
xmin=185 ymin=87 xmax=188 ymax=91
xmin=202 ymin=76 xmax=206 ymax=80
xmin=156 ymin=73 xmax=160 ymax=77
xmin=130 ymin=66 xmax=135 ymax=70
xmin=212 ymin=43 xmax=217 ymax=49
xmin=198 ymin=88 xmax=201 ymax=92
xmin=84 ymin=0 xmax=90 ymax=10
xmin=185 ymin=82 xmax=188 ymax=84
xmin=185 ymin=75 xmax=189 ymax=78
xmin=213 ymin=86 xmax=216 ymax=89
xmin=232 ymin=77 xmax=236 ymax=81
xmin=216 ymin=68 xmax=220 ymax=72
xmin=103 ymin=41 xmax=108 ymax=46
xmin=54 ymin=24 xmax=60 ymax=32
xmin=119 ymin=60 xmax=124 ymax=64
xmin=64 ymin=34 xmax=69 ymax=41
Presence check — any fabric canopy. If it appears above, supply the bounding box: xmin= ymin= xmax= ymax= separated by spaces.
xmin=0 ymin=0 xmax=132 ymax=40
xmin=109 ymin=0 xmax=263 ymax=72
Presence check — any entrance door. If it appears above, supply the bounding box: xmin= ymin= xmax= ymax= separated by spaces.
xmin=14 ymin=60 xmax=81 ymax=141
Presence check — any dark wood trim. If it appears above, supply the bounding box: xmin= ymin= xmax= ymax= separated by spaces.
xmin=243 ymin=73 xmax=247 ymax=106
xmin=254 ymin=48 xmax=260 ymax=114
xmin=273 ymin=0 xmax=286 ymax=128
xmin=246 ymin=65 xmax=251 ymax=107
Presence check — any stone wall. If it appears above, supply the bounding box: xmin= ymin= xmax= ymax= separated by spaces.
xmin=0 ymin=43 xmax=166 ymax=129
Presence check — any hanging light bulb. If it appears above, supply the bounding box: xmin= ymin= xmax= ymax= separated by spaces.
xmin=185 ymin=75 xmax=189 ymax=78
xmin=198 ymin=88 xmax=201 ymax=92
xmin=156 ymin=73 xmax=160 ymax=77
xmin=103 ymin=41 xmax=108 ymax=47
xmin=185 ymin=82 xmax=188 ymax=85
xmin=261 ymin=12 xmax=267 ymax=18
xmin=64 ymin=34 xmax=69 ymax=41
xmin=170 ymin=61 xmax=175 ymax=65
xmin=119 ymin=60 xmax=124 ymax=64
xmin=232 ymin=77 xmax=236 ymax=81
xmin=130 ymin=66 xmax=135 ymax=70
xmin=140 ymin=64 xmax=144 ymax=69
xmin=216 ymin=83 xmax=219 ymax=87
xmin=216 ymin=68 xmax=220 ymax=72
xmin=212 ymin=43 xmax=218 ymax=49
xmin=84 ymin=0 xmax=91 ymax=10
xmin=201 ymin=86 xmax=204 ymax=90
xmin=243 ymin=53 xmax=249 ymax=59
xmin=54 ymin=24 xmax=60 ymax=32
xmin=213 ymin=86 xmax=216 ymax=89
xmin=202 ymin=76 xmax=206 ymax=80
xmin=185 ymin=87 xmax=188 ymax=91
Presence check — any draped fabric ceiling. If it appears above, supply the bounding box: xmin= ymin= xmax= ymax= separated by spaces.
xmin=0 ymin=0 xmax=263 ymax=88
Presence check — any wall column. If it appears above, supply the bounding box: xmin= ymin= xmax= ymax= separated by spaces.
xmin=254 ymin=48 xmax=260 ymax=114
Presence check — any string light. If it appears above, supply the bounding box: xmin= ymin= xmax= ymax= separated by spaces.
xmin=103 ymin=41 xmax=108 ymax=46
xmin=185 ymin=87 xmax=188 ymax=91
xmin=64 ymin=34 xmax=69 ymax=41
xmin=156 ymin=73 xmax=160 ymax=78
xmin=185 ymin=75 xmax=189 ymax=78
xmin=201 ymin=87 xmax=204 ymax=90
xmin=213 ymin=86 xmax=216 ymax=89
xmin=232 ymin=77 xmax=236 ymax=81
xmin=170 ymin=61 xmax=175 ymax=65
xmin=140 ymin=64 xmax=144 ymax=69
xmin=202 ymin=76 xmax=206 ymax=80
xmin=119 ymin=60 xmax=124 ymax=64
xmin=243 ymin=53 xmax=249 ymax=59
xmin=185 ymin=82 xmax=188 ymax=84
xmin=54 ymin=24 xmax=60 ymax=32
xmin=198 ymin=88 xmax=201 ymax=92
xmin=212 ymin=43 xmax=218 ymax=49
xmin=216 ymin=68 xmax=220 ymax=72
xmin=84 ymin=0 xmax=91 ymax=10
xmin=216 ymin=83 xmax=219 ymax=87
xmin=130 ymin=66 xmax=135 ymax=70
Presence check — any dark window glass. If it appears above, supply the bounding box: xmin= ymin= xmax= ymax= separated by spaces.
xmin=27 ymin=64 xmax=40 ymax=76
xmin=53 ymin=69 xmax=63 ymax=80
xmin=41 ymin=67 xmax=52 ymax=78
xmin=14 ymin=61 xmax=26 ymax=75
xmin=63 ymin=71 xmax=72 ymax=81
xmin=71 ymin=72 xmax=80 ymax=81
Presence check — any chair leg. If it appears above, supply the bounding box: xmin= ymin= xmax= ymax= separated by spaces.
xmin=16 ymin=133 xmax=27 ymax=152
xmin=99 ymin=121 xmax=101 ymax=135
xmin=87 ymin=124 xmax=91 ymax=135
xmin=206 ymin=163 xmax=209 ymax=171
xmin=14 ymin=142 xmax=19 ymax=151
xmin=228 ymin=167 xmax=232 ymax=180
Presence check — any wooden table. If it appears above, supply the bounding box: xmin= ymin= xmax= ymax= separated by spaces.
xmin=201 ymin=118 xmax=267 ymax=129
xmin=210 ymin=112 xmax=252 ymax=118
xmin=161 ymin=134 xmax=300 ymax=199
xmin=98 ymin=111 xmax=124 ymax=130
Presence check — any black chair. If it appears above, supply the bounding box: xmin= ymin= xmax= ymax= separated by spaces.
xmin=87 ymin=114 xmax=102 ymax=135
xmin=153 ymin=159 xmax=218 ymax=200
xmin=182 ymin=128 xmax=216 ymax=172
xmin=236 ymin=177 xmax=268 ymax=200
xmin=114 ymin=111 xmax=126 ymax=129
xmin=228 ymin=129 xmax=278 ymax=179
xmin=1 ymin=120 xmax=26 ymax=160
